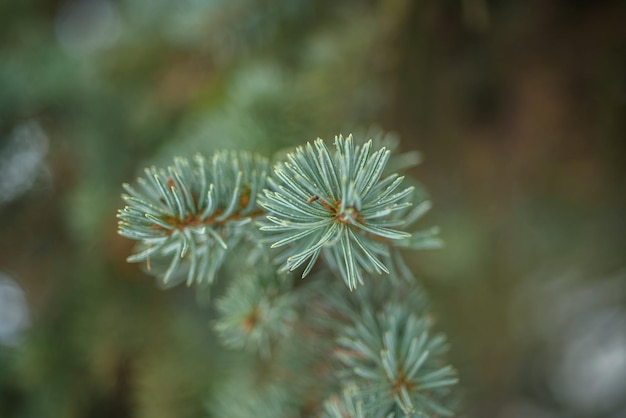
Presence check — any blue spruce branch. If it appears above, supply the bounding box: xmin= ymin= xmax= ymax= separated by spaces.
xmin=335 ymin=301 xmax=458 ymax=416
xmin=214 ymin=269 xmax=297 ymax=357
xmin=117 ymin=151 xmax=269 ymax=287
xmin=259 ymin=134 xmax=438 ymax=290
xmin=116 ymin=131 xmax=459 ymax=417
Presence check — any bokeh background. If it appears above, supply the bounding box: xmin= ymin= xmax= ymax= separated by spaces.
xmin=1 ymin=0 xmax=625 ymax=417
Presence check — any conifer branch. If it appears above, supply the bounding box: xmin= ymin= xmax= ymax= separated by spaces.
xmin=214 ymin=269 xmax=297 ymax=357
xmin=116 ymin=132 xmax=459 ymax=416
xmin=117 ymin=151 xmax=269 ymax=287
xmin=259 ymin=134 xmax=437 ymax=290
xmin=335 ymin=301 xmax=458 ymax=416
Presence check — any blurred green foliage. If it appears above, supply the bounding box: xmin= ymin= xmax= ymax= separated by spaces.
xmin=1 ymin=0 xmax=625 ymax=417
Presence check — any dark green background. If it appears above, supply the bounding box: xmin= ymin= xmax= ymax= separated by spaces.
xmin=1 ymin=1 xmax=625 ymax=417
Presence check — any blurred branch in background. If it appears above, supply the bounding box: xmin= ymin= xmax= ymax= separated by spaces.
xmin=0 ymin=0 xmax=625 ymax=417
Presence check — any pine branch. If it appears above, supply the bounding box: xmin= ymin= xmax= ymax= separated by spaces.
xmin=117 ymin=151 xmax=269 ymax=287
xmin=116 ymin=132 xmax=459 ymax=417
xmin=214 ymin=269 xmax=297 ymax=357
xmin=335 ymin=300 xmax=458 ymax=417
xmin=259 ymin=134 xmax=437 ymax=290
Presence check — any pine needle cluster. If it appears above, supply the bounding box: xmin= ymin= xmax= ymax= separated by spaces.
xmin=116 ymin=132 xmax=459 ymax=417
xmin=335 ymin=303 xmax=458 ymax=416
xmin=259 ymin=135 xmax=438 ymax=290
xmin=117 ymin=151 xmax=269 ymax=287
xmin=214 ymin=269 xmax=297 ymax=357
